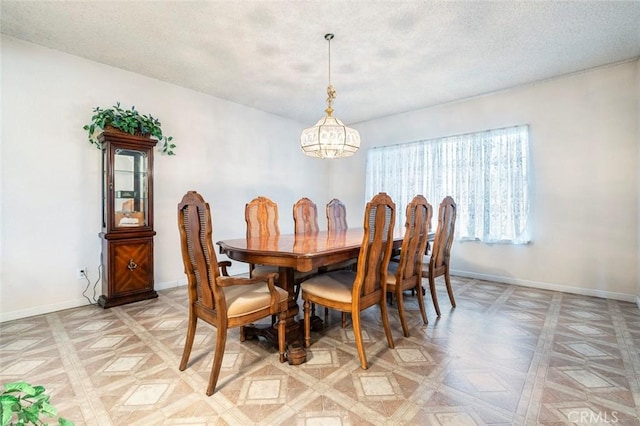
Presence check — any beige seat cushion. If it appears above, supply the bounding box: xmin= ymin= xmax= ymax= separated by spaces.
xmin=386 ymin=262 xmax=398 ymax=285
xmin=300 ymin=270 xmax=355 ymax=304
xmin=223 ymin=283 xmax=288 ymax=318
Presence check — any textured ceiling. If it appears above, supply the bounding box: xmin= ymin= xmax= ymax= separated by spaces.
xmin=2 ymin=1 xmax=639 ymax=125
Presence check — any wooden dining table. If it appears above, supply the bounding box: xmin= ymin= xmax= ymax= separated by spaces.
xmin=217 ymin=228 xmax=432 ymax=364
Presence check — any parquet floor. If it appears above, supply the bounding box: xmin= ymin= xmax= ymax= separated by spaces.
xmin=1 ymin=276 xmax=639 ymax=425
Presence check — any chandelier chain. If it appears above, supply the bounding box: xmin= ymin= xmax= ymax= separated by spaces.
xmin=300 ymin=32 xmax=360 ymax=159
xmin=327 ymin=35 xmax=331 ymax=86
xmin=325 ymin=33 xmax=335 ymax=115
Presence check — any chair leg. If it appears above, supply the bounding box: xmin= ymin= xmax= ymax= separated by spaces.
xmin=428 ymin=274 xmax=441 ymax=317
xmin=341 ymin=312 xmax=347 ymax=328
xmin=444 ymin=269 xmax=456 ymax=308
xmin=206 ymin=325 xmax=227 ymax=396
xmin=303 ymin=299 xmax=311 ymax=348
xmin=179 ymin=312 xmax=197 ymax=371
xmin=278 ymin=310 xmax=286 ymax=363
xmin=415 ymin=280 xmax=428 ymax=326
xmin=396 ymin=287 xmax=410 ymax=338
xmin=379 ymin=297 xmax=395 ymax=350
xmin=294 ymin=284 xmax=300 ymax=300
xmin=352 ymin=310 xmax=368 ymax=369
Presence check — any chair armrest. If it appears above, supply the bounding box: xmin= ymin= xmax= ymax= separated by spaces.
xmin=215 ymin=272 xmax=279 ymax=287
xmin=218 ymin=260 xmax=232 ymax=276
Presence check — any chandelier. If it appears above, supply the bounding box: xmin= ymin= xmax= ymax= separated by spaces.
xmin=300 ymin=34 xmax=360 ymax=159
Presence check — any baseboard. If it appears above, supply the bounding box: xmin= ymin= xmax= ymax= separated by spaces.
xmin=0 ymin=280 xmax=189 ymax=323
xmin=451 ymin=269 xmax=638 ymax=303
xmin=155 ymin=278 xmax=186 ymax=291
xmin=0 ymin=297 xmax=92 ymax=323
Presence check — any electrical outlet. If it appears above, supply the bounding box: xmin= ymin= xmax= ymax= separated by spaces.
xmin=77 ymin=267 xmax=87 ymax=279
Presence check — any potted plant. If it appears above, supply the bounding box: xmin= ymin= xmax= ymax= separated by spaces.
xmin=0 ymin=381 xmax=73 ymax=425
xmin=83 ymin=102 xmax=176 ymax=155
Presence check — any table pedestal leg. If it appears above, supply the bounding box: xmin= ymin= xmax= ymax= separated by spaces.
xmin=242 ymin=266 xmax=307 ymax=364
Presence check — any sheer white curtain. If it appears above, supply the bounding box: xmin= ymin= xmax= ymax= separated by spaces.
xmin=365 ymin=125 xmax=530 ymax=244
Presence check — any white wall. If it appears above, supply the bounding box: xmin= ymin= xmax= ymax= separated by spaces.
xmin=345 ymin=61 xmax=639 ymax=302
xmin=0 ymin=36 xmax=334 ymax=321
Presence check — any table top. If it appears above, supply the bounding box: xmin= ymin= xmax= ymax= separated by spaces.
xmin=218 ymin=228 xmax=374 ymax=254
xmin=217 ymin=228 xmax=431 ymax=273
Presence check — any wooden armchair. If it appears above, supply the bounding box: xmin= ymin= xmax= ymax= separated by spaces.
xmin=386 ymin=195 xmax=432 ymax=337
xmin=422 ymin=196 xmax=457 ymax=317
xmin=301 ymin=192 xmax=396 ymax=369
xmin=177 ymin=191 xmax=288 ymax=395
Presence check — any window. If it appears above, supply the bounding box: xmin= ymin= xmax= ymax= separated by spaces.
xmin=365 ymin=125 xmax=530 ymax=244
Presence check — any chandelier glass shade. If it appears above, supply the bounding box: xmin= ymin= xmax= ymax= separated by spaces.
xmin=301 ymin=34 xmax=360 ymax=159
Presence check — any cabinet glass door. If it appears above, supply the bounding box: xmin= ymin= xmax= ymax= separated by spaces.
xmin=113 ymin=148 xmax=148 ymax=228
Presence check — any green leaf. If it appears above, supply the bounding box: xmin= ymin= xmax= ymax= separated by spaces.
xmin=31 ymin=386 xmax=46 ymax=398
xmin=1 ymin=394 xmax=21 ymax=424
xmin=58 ymin=418 xmax=74 ymax=426
xmin=1 ymin=406 xmax=13 ymax=426
xmin=23 ymin=408 xmax=38 ymax=424
xmin=39 ymin=401 xmax=57 ymax=417
xmin=2 ymin=382 xmax=35 ymax=396
xmin=0 ymin=394 xmax=20 ymax=404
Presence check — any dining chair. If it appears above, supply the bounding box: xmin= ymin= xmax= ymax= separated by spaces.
xmin=323 ymin=198 xmax=355 ymax=326
xmin=292 ymin=197 xmax=320 ymax=297
xmin=301 ymin=192 xmax=396 ymax=369
xmin=245 ymin=196 xmax=280 ymax=277
xmin=177 ymin=191 xmax=288 ymax=395
xmin=325 ymin=199 xmax=356 ymax=274
xmin=326 ymin=198 xmax=348 ymax=231
xmin=294 ymin=197 xmax=346 ymax=326
xmin=421 ymin=196 xmax=457 ymax=317
xmin=386 ymin=195 xmax=432 ymax=337
xmin=293 ymin=197 xmax=320 ymax=234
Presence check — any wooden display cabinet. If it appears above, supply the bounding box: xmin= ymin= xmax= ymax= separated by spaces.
xmin=98 ymin=130 xmax=158 ymax=308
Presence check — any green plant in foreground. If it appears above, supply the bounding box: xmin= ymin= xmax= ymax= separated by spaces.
xmin=0 ymin=381 xmax=73 ymax=426
xmin=83 ymin=102 xmax=176 ymax=155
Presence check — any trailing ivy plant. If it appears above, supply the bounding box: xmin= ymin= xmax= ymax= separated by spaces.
xmin=83 ymin=102 xmax=176 ymax=155
xmin=0 ymin=381 xmax=73 ymax=425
